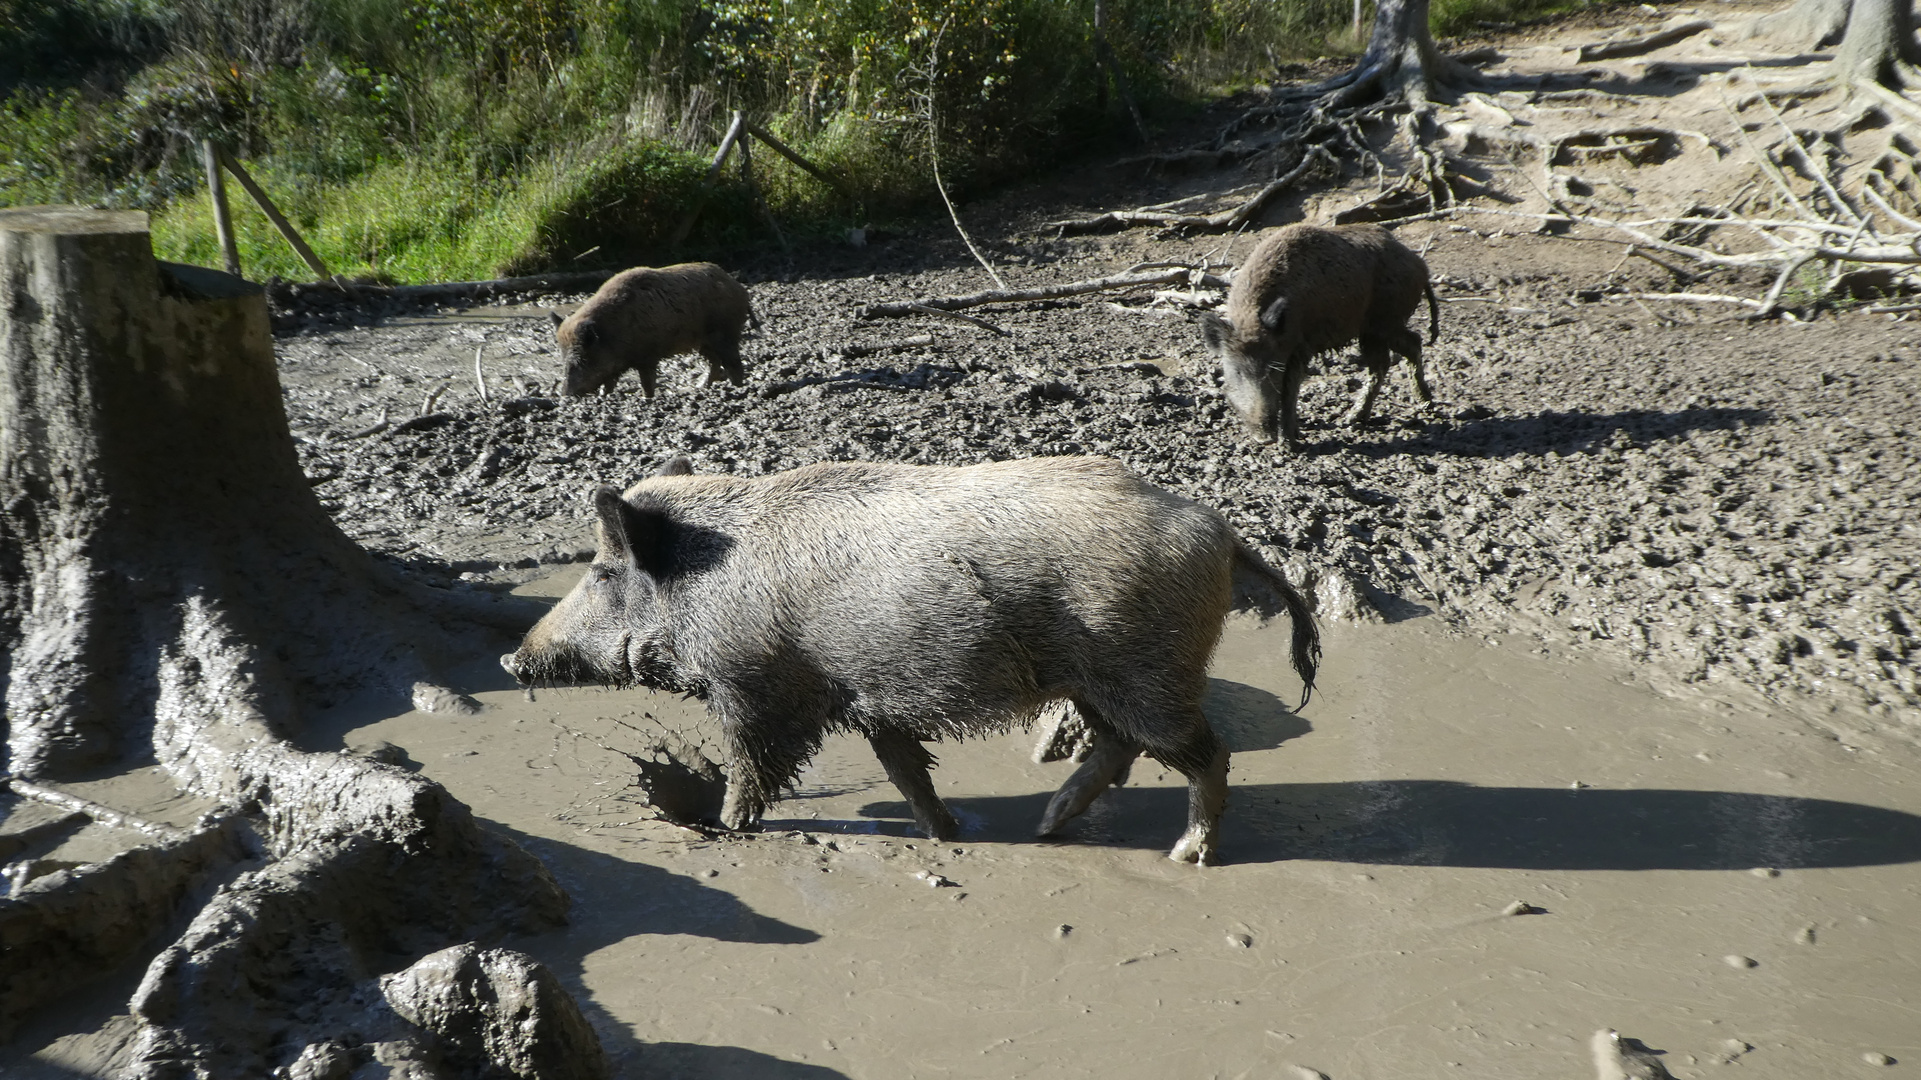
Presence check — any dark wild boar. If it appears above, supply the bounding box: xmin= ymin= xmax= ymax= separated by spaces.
xmin=1199 ymin=223 xmax=1439 ymax=449
xmin=503 ymin=456 xmax=1320 ymax=866
xmin=551 ymin=263 xmax=756 ymax=397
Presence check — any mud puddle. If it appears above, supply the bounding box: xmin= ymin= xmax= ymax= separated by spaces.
xmin=249 ymin=567 xmax=1914 ymax=1079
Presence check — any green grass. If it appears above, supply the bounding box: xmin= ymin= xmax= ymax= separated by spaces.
xmin=5 ymin=0 xmax=1617 ymax=284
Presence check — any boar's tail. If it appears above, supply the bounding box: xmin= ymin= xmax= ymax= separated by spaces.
xmin=1232 ymin=542 xmax=1322 ymax=709
xmin=1424 ymin=279 xmax=1440 ymax=345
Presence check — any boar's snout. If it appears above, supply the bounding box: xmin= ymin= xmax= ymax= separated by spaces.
xmin=560 ymin=365 xmax=597 ymax=398
xmin=499 ymin=652 xmax=525 ymax=683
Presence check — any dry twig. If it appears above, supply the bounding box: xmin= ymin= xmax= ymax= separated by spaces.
xmin=861 ymin=267 xmax=1230 ymax=319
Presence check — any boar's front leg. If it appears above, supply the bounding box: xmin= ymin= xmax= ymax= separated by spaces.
xmin=1277 ymin=354 xmax=1309 ymax=450
xmin=717 ymin=709 xmax=817 ymax=832
xmin=869 ymin=731 xmax=961 ymax=840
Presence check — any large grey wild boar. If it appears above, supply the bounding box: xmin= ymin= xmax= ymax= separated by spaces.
xmin=1200 ymin=223 xmax=1439 ymax=450
xmin=502 ymin=456 xmax=1321 ymax=866
xmin=551 ymin=262 xmax=755 ymax=397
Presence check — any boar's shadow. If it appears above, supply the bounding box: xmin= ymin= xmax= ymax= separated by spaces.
xmin=1352 ymin=406 xmax=1770 ymax=458
xmin=873 ymin=780 xmax=1921 ymax=870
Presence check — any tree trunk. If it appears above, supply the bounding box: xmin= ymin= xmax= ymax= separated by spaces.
xmin=1323 ymin=0 xmax=1473 ymax=108
xmin=0 ymin=208 xmax=592 ymax=1075
xmin=1835 ymin=0 xmax=1921 ymax=83
xmin=1747 ymin=0 xmax=1921 ymax=85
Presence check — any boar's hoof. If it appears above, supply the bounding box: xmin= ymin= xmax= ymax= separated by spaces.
xmin=719 ymin=801 xmax=763 ymax=834
xmin=1168 ymin=827 xmax=1219 ymax=867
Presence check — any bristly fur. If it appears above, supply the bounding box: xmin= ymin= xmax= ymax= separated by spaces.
xmin=505 ymin=455 xmax=1322 ymax=865
xmin=554 ymin=263 xmax=753 ymax=397
xmin=1199 ymin=222 xmax=1437 ymax=449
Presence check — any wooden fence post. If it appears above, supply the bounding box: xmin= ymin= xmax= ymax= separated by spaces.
xmin=211 ymin=145 xmax=355 ymax=295
xmin=201 ymin=139 xmax=241 ymax=277
xmin=670 ymin=110 xmax=748 ymax=249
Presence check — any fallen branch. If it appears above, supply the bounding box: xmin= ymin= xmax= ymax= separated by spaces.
xmin=741 ymin=121 xmax=853 ymax=198
xmin=904 ymin=303 xmax=1010 ymax=336
xmin=9 ymin=778 xmax=193 ymax=842
xmin=861 ymin=267 xmax=1231 ymax=319
xmin=1574 ymin=18 xmax=1713 ymax=62
xmin=1043 ymin=146 xmax=1335 ymax=235
xmin=343 ymin=407 xmax=391 ymax=440
xmin=1614 ymin=291 xmax=1769 ymax=308
xmin=212 ymin=145 xmax=353 ymax=295
xmin=842 ymin=335 xmax=936 ymax=357
xmin=274 ymin=269 xmax=618 ymax=306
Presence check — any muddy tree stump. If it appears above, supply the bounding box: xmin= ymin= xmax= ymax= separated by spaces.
xmin=0 ymin=208 xmax=599 ymax=1077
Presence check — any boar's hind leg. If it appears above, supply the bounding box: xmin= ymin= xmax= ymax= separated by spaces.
xmin=1343 ymin=341 xmax=1393 ymax=426
xmin=1126 ymin=709 xmax=1229 ymax=866
xmin=1166 ymin=733 xmax=1230 ymax=866
xmin=1037 ymin=702 xmax=1142 ymax=838
xmin=1394 ymin=327 xmax=1434 ymax=405
xmin=869 ymin=731 xmax=961 ymax=840
xmin=1037 ymin=734 xmax=1141 ymax=838
xmin=699 ymin=330 xmax=747 ymax=387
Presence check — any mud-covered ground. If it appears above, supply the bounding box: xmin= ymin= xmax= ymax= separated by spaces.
xmin=276 ymin=215 xmax=1919 ymax=736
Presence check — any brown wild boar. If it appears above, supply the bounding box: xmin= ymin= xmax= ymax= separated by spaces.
xmin=1200 ymin=223 xmax=1439 ymax=449
xmin=502 ymin=456 xmax=1320 ymax=866
xmin=551 ymin=262 xmax=756 ymax=397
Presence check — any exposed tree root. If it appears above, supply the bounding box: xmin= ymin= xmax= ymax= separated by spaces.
xmin=0 ymin=211 xmax=587 ymax=1075
xmin=1045 ymin=0 xmax=1497 ymax=238
xmin=1574 ymin=17 xmax=1713 ymax=62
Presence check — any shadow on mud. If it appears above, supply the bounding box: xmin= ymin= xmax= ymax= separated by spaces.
xmin=484 ymin=822 xmax=840 ymax=1077
xmin=627 ymin=1043 xmax=852 ymax=1078
xmin=885 ymin=781 xmax=1921 ymax=870
xmin=1349 ymin=406 xmax=1770 ymax=458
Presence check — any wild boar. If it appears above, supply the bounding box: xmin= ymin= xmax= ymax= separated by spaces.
xmin=502 ymin=455 xmax=1320 ymax=866
xmin=550 ymin=263 xmax=756 ymax=397
xmin=1199 ymin=223 xmax=1439 ymax=449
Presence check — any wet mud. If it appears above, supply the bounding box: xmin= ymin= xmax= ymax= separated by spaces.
xmin=269 ymin=220 xmax=1917 ymax=736
xmin=177 ymin=598 xmax=1921 ymax=1076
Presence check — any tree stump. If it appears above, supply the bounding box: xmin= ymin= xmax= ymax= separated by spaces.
xmin=0 ymin=208 xmax=592 ymax=1076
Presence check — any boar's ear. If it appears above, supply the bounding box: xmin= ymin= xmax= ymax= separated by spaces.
xmin=1198 ymin=312 xmax=1231 ymax=353
xmin=549 ymin=311 xmax=564 ymax=328
xmin=594 ymin=485 xmax=676 ymax=577
xmin=655 ymin=455 xmax=694 ymax=477
xmin=1258 ymin=297 xmax=1288 ymax=333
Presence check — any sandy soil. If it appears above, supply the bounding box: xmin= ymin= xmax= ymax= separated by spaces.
xmin=7 ymin=2 xmax=1921 ymax=1074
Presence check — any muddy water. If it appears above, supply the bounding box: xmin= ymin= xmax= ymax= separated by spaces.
xmin=293 ymin=568 xmax=1917 ymax=1079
